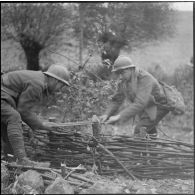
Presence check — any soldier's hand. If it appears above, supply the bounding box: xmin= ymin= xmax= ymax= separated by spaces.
xmin=42 ymin=121 xmax=57 ymax=131
xmin=106 ymin=115 xmax=120 ymax=124
xmin=99 ymin=115 xmax=109 ymax=123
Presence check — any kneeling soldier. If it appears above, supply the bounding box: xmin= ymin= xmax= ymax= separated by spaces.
xmin=1 ymin=64 xmax=70 ymax=166
xmin=100 ymin=56 xmax=170 ymax=139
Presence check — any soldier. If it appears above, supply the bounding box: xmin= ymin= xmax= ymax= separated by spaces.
xmin=1 ymin=64 xmax=70 ymax=166
xmin=100 ymin=56 xmax=170 ymax=139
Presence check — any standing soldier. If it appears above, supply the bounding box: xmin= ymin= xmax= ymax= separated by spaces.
xmin=100 ymin=56 xmax=171 ymax=138
xmin=1 ymin=64 xmax=70 ymax=166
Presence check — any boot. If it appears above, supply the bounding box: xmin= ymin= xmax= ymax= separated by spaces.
xmin=17 ymin=157 xmax=50 ymax=168
xmin=2 ymin=142 xmax=16 ymax=162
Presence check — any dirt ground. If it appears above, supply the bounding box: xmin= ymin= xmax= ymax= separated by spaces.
xmin=79 ymin=171 xmax=194 ymax=194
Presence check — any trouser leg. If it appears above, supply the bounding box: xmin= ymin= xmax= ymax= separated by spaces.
xmin=1 ymin=122 xmax=14 ymax=158
xmin=7 ymin=122 xmax=26 ymax=159
xmin=1 ymin=100 xmax=26 ymax=160
xmin=134 ymin=107 xmax=169 ymax=158
xmin=134 ymin=106 xmax=169 ymax=137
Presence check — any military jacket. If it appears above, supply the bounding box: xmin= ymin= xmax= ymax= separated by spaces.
xmin=1 ymin=70 xmax=48 ymax=130
xmin=106 ymin=68 xmax=167 ymax=123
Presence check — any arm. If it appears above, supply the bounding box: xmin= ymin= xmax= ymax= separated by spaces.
xmin=105 ymin=92 xmax=125 ymax=118
xmin=118 ymin=77 xmax=154 ymax=123
xmin=17 ymin=83 xmax=50 ymax=130
xmin=104 ymin=82 xmax=125 ymax=119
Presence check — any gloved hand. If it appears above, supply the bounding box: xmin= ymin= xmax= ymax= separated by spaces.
xmin=106 ymin=114 xmax=120 ymax=124
xmin=99 ymin=114 xmax=109 ymax=123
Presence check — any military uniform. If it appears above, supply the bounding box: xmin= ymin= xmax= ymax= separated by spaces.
xmin=105 ymin=67 xmax=170 ymax=136
xmin=1 ymin=70 xmax=49 ymax=159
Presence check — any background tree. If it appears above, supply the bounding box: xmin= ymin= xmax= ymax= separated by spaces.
xmin=72 ymin=2 xmax=175 ymax=80
xmin=1 ymin=2 xmax=176 ymax=73
xmin=73 ymin=2 xmax=175 ymax=52
xmin=78 ymin=3 xmax=85 ymax=68
xmin=1 ymin=3 xmax=72 ymax=70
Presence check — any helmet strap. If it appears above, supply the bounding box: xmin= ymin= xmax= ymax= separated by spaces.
xmin=130 ymin=67 xmax=138 ymax=96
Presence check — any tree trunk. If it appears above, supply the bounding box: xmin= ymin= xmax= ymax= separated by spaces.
xmin=23 ymin=47 xmax=41 ymax=71
xmin=20 ymin=33 xmax=43 ymax=71
xmin=78 ymin=4 xmax=84 ymax=69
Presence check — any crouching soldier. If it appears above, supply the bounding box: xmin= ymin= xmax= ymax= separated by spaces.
xmin=1 ymin=64 xmax=70 ymax=166
xmin=100 ymin=56 xmax=173 ymax=139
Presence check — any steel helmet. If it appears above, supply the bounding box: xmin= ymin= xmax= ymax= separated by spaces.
xmin=44 ymin=64 xmax=70 ymax=86
xmin=112 ymin=56 xmax=136 ymax=72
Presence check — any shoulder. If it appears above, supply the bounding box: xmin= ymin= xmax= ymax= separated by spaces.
xmin=13 ymin=70 xmax=46 ymax=91
xmin=137 ymin=68 xmax=158 ymax=84
xmin=20 ymin=70 xmax=45 ymax=85
xmin=7 ymin=70 xmax=44 ymax=78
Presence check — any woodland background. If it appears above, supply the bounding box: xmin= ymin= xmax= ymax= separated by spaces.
xmin=1 ymin=2 xmax=193 ymax=143
xmin=1 ymin=3 xmax=194 ymax=194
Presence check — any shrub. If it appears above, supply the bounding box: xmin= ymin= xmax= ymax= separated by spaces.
xmin=40 ymin=73 xmax=117 ymax=123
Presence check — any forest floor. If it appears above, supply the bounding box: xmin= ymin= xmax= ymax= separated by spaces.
xmin=1 ymin=161 xmax=194 ymax=194
xmin=80 ymin=173 xmax=194 ymax=194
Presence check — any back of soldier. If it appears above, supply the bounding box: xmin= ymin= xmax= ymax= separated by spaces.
xmin=1 ymin=70 xmax=45 ymax=94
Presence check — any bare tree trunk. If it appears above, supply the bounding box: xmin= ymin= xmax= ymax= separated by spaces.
xmin=20 ymin=33 xmax=43 ymax=71
xmin=23 ymin=47 xmax=41 ymax=71
xmin=79 ymin=4 xmax=84 ymax=69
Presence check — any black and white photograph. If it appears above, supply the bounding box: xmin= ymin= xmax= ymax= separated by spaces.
xmin=1 ymin=1 xmax=194 ymax=194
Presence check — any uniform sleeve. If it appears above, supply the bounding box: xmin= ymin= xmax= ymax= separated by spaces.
xmin=17 ymin=83 xmax=44 ymax=130
xmin=118 ymin=77 xmax=153 ymax=123
xmin=105 ymin=82 xmax=125 ymax=117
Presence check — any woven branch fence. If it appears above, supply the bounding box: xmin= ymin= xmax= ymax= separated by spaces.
xmin=22 ymin=122 xmax=194 ymax=180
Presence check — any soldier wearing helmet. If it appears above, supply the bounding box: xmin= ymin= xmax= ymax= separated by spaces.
xmin=100 ymin=55 xmax=170 ymax=139
xmin=1 ymin=64 xmax=70 ymax=166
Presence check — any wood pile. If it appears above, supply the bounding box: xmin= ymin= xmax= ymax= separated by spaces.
xmin=22 ymin=123 xmax=194 ymax=180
